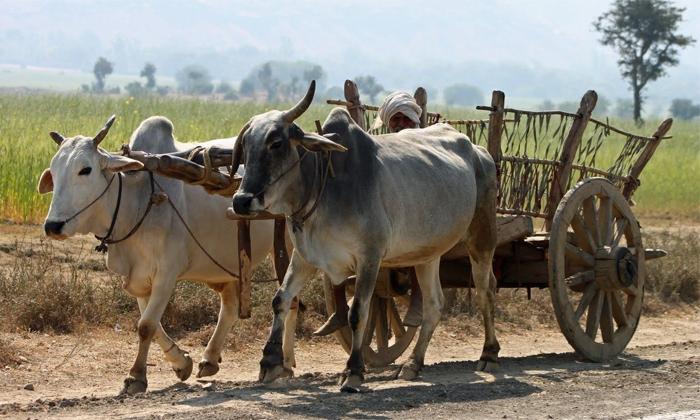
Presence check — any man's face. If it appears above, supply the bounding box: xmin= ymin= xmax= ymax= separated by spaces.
xmin=389 ymin=112 xmax=416 ymax=132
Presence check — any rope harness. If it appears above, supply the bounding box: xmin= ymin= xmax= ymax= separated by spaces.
xmin=242 ymin=149 xmax=332 ymax=233
xmin=90 ymin=168 xmax=241 ymax=279
xmin=95 ymin=171 xmax=165 ymax=253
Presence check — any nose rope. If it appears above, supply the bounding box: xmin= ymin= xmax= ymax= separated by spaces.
xmin=64 ymin=173 xmax=117 ymax=223
xmin=250 ymin=150 xmax=309 ymax=199
xmin=289 ymin=151 xmax=331 ymax=233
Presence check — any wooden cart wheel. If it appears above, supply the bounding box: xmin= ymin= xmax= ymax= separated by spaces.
xmin=322 ymin=271 xmax=418 ymax=367
xmin=549 ymin=178 xmax=645 ymax=362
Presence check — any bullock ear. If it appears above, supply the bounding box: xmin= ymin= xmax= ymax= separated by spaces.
xmin=105 ymin=155 xmax=144 ymax=173
xmin=296 ymin=132 xmax=347 ymax=153
xmin=38 ymin=169 xmax=54 ymax=194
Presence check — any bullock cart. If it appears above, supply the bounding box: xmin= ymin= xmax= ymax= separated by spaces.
xmin=121 ymin=80 xmax=671 ymax=366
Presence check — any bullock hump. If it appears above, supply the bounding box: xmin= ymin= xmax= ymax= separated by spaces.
xmin=130 ymin=116 xmax=177 ymax=154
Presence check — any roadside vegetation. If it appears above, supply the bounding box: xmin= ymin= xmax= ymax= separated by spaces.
xmin=0 ymin=228 xmax=696 ymax=355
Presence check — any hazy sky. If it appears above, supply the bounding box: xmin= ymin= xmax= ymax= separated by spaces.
xmin=1 ymin=0 xmax=698 ymax=103
xmin=3 ymin=0 xmax=698 ymax=67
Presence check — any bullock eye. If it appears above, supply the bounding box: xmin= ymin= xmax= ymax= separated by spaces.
xmin=269 ymin=140 xmax=283 ymax=150
xmin=78 ymin=167 xmax=92 ymax=176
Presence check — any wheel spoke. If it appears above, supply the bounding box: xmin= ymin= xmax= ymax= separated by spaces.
xmin=610 ymin=291 xmax=628 ymax=327
xmin=612 ymin=219 xmax=629 ymax=248
xmin=582 ymin=196 xmax=601 ymax=247
xmin=388 ymin=298 xmax=406 ymax=338
xmin=566 ymin=270 xmax=595 ymax=288
xmin=599 ymin=293 xmax=615 ymax=343
xmin=575 ymin=281 xmax=599 ymax=321
xmin=571 ymin=212 xmax=597 ymax=254
xmin=375 ymin=299 xmax=390 ymax=350
xmin=585 ymin=290 xmax=604 ymax=340
xmin=363 ymin=297 xmax=378 ymax=346
xmin=622 ymin=284 xmax=638 ymax=297
xmin=598 ymin=197 xmax=613 ymax=246
xmin=565 ymin=242 xmax=595 ymax=267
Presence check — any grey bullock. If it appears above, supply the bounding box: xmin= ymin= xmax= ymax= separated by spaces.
xmin=38 ymin=116 xmax=289 ymax=394
xmin=231 ymin=81 xmax=500 ymax=392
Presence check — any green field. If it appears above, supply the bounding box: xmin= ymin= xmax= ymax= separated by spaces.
xmin=0 ymin=92 xmax=697 ymax=223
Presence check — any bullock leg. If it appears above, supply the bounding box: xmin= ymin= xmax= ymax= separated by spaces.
xmin=403 ymin=268 xmax=423 ymax=327
xmin=259 ymin=250 xmax=316 ymax=383
xmin=282 ymin=297 xmax=300 ymax=376
xmin=122 ymin=279 xmax=184 ymax=395
xmin=198 ymin=281 xmax=239 ymax=378
xmin=339 ymin=259 xmax=380 ymax=393
xmin=467 ymin=217 xmax=500 ymax=372
xmin=396 ymin=259 xmax=443 ymax=380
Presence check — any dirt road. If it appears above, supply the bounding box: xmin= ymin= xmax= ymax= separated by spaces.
xmin=1 ymin=311 xmax=698 ymax=419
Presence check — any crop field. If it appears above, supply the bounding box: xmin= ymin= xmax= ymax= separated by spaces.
xmin=0 ymin=92 xmax=698 ymax=223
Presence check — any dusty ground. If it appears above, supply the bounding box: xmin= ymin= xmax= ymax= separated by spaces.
xmin=0 ymin=222 xmax=698 ymax=419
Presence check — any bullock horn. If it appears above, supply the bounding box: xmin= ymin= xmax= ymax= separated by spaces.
xmin=92 ymin=115 xmax=117 ymax=147
xmin=284 ymin=80 xmax=315 ymax=124
xmin=49 ymin=131 xmax=65 ymax=146
xmin=231 ymin=122 xmax=250 ymax=171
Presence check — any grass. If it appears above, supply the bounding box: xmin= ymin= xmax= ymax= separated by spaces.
xmin=1 ymin=92 xmax=697 ymax=223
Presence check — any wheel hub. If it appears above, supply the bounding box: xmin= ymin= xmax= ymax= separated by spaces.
xmin=594 ymin=246 xmax=637 ymax=291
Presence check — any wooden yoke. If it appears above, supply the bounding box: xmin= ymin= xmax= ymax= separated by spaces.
xmin=414 ymin=87 xmax=428 ymax=128
xmin=622 ymin=118 xmax=673 ymax=199
xmin=344 ymin=80 xmax=365 ymax=130
xmin=545 ymin=90 xmax=597 ymax=231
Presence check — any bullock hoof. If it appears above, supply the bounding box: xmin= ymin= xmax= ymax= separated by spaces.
xmin=173 ymin=353 xmax=193 ymax=381
xmin=397 ymin=362 xmax=421 ymax=380
xmin=121 ymin=377 xmax=148 ymax=395
xmin=339 ymin=374 xmax=364 ymax=393
xmin=197 ymin=360 xmax=220 ymax=378
xmin=476 ymin=358 xmax=500 ymax=373
xmin=279 ymin=367 xmax=294 ymax=378
xmin=402 ymin=306 xmax=423 ymax=327
xmin=259 ymin=364 xmax=284 ymax=383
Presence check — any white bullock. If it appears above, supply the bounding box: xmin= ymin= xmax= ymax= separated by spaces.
xmin=38 ymin=116 xmax=286 ymax=394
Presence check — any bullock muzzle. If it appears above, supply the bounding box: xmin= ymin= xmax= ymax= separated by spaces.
xmin=44 ymin=220 xmax=67 ymax=239
xmin=232 ymin=192 xmax=259 ymax=217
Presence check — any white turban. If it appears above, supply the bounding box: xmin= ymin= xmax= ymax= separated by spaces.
xmin=370 ymin=91 xmax=422 ymax=132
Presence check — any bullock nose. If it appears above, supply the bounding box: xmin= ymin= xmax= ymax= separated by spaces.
xmin=232 ymin=192 xmax=254 ymax=215
xmin=44 ymin=220 xmax=66 ymax=236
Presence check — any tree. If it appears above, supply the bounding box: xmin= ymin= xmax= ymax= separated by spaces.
xmin=258 ymin=62 xmax=280 ymax=101
xmin=355 ymin=75 xmax=384 ymax=103
xmin=125 ymin=81 xmax=149 ymax=98
xmin=303 ymin=65 xmax=325 ymax=87
xmin=175 ymin=64 xmax=214 ymax=95
xmin=92 ymin=57 xmax=114 ymax=93
xmin=614 ymin=98 xmax=635 ymax=119
xmin=539 ymin=99 xmax=556 ymax=111
xmin=593 ymin=0 xmax=696 ymax=125
xmin=593 ymin=95 xmax=611 ymax=117
xmin=140 ymin=63 xmax=157 ymax=90
xmin=443 ymin=83 xmax=484 ymax=106
xmin=239 ymin=79 xmax=255 ymax=97
xmin=670 ymin=98 xmax=700 ymax=120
